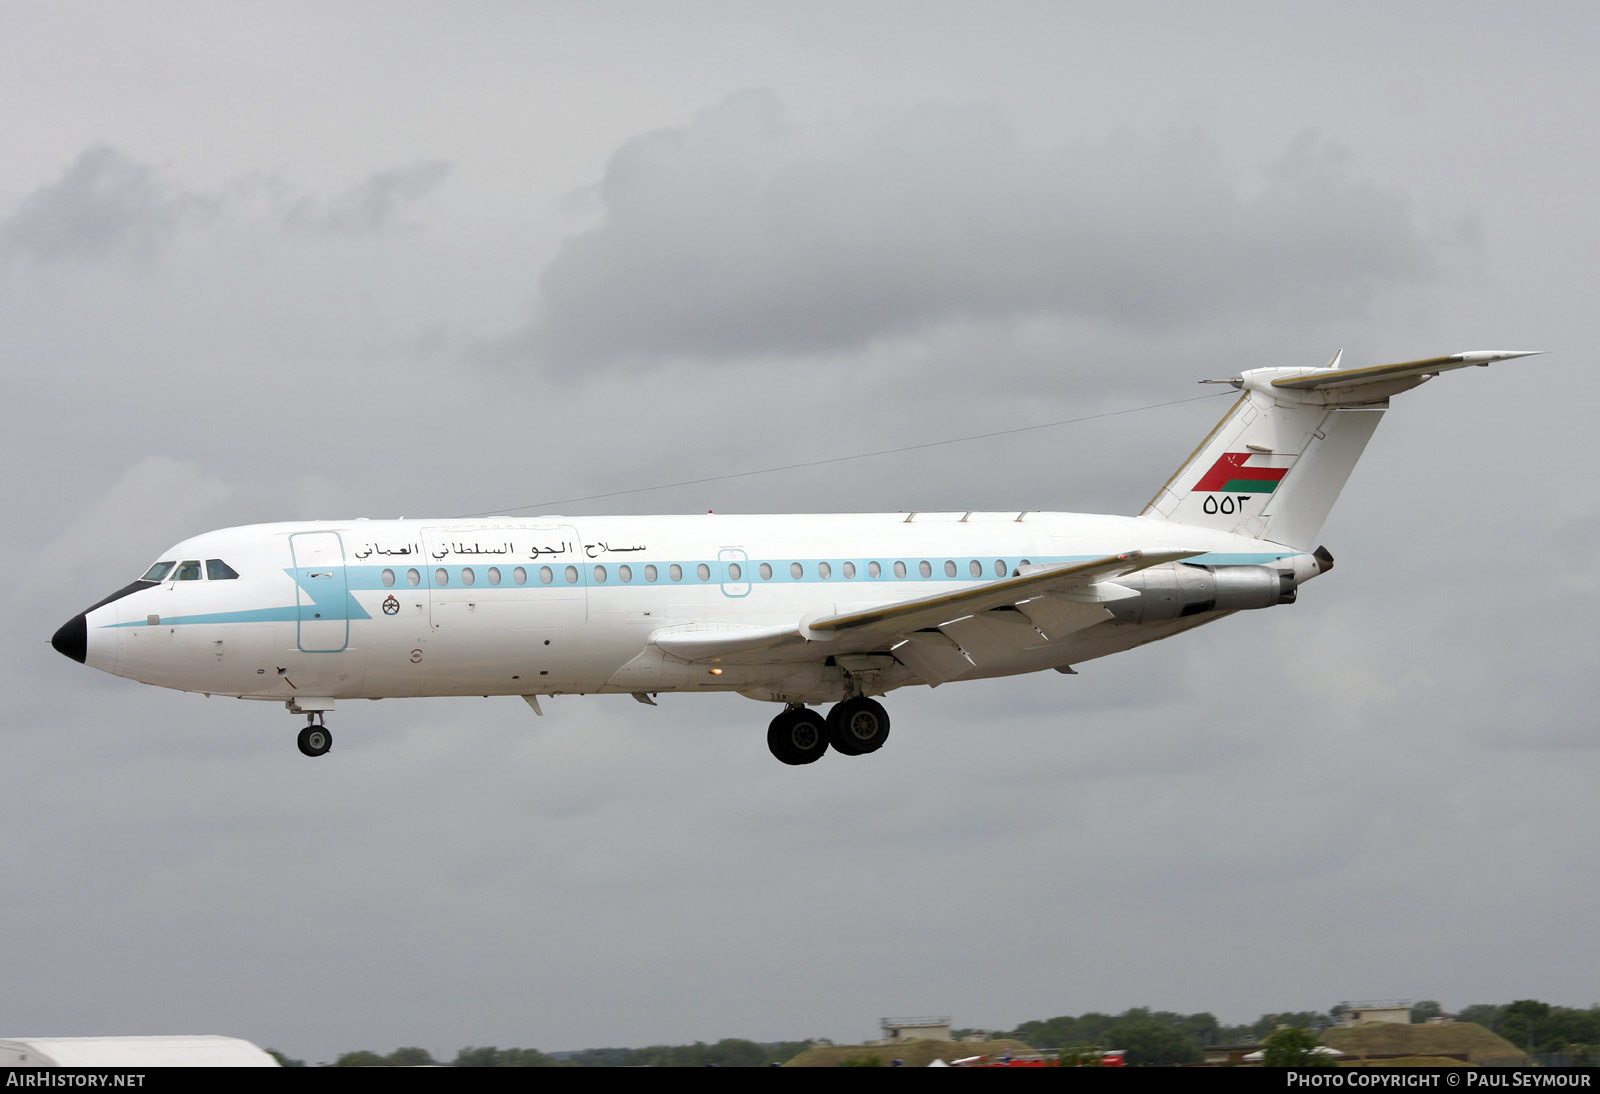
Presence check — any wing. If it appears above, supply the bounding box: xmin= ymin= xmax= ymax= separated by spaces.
xmin=646 ymin=548 xmax=1202 ymax=685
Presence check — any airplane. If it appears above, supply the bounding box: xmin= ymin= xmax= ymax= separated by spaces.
xmin=51 ymin=349 xmax=1537 ymax=763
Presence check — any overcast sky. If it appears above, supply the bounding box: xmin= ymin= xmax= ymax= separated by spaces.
xmin=4 ymin=0 xmax=1596 ymax=1063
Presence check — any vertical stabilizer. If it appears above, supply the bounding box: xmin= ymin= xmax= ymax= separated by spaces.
xmin=1142 ymin=350 xmax=1538 ymax=550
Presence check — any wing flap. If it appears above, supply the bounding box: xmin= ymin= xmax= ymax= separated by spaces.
xmin=1016 ymin=594 xmax=1116 ymax=639
xmin=890 ymin=631 xmax=973 ymax=686
xmin=940 ymin=614 xmax=1034 ymax=662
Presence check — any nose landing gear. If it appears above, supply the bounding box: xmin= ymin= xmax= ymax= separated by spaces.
xmin=296 ymin=713 xmax=332 ymax=758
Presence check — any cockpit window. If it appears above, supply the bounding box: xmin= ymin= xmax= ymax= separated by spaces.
xmin=142 ymin=561 xmax=175 ymax=582
xmin=174 ymin=560 xmax=203 ymax=581
xmin=206 ymin=559 xmax=240 ymax=580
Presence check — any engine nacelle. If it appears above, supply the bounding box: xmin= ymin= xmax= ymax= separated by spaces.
xmin=1107 ymin=562 xmax=1296 ymax=624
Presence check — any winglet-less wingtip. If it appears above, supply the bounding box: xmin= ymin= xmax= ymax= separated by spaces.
xmin=1456 ymin=350 xmax=1542 ymax=364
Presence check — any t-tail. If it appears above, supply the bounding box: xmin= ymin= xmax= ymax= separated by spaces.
xmin=1143 ymin=350 xmax=1541 ymax=551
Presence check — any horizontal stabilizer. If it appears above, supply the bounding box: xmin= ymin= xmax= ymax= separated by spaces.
xmin=1145 ymin=349 xmax=1542 ymax=549
xmin=1270 ymin=350 xmax=1540 ymax=393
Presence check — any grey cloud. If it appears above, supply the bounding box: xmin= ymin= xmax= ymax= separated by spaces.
xmin=0 ymin=145 xmax=217 ymax=266
xmin=283 ymin=160 xmax=452 ymax=236
xmin=516 ymin=91 xmax=1462 ymax=369
xmin=0 ymin=149 xmax=453 ymax=274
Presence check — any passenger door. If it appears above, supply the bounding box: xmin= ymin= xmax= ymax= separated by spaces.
xmin=289 ymin=532 xmax=350 ymax=652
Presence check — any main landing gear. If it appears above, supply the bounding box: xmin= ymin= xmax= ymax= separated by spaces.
xmin=766 ymin=698 xmax=891 ymax=766
xmin=296 ymin=713 xmax=332 ymax=758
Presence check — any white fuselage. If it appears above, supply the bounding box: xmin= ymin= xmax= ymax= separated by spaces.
xmin=73 ymin=511 xmax=1305 ymax=709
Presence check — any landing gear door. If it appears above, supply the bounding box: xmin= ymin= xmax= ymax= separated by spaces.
xmin=289 ymin=531 xmax=350 ymax=652
xmin=719 ymin=548 xmax=750 ymax=598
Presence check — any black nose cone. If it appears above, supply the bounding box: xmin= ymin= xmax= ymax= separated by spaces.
xmin=52 ymin=615 xmax=87 ymax=664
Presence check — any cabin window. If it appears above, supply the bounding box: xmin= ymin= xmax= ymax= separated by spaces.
xmin=205 ymin=559 xmax=239 ymax=580
xmin=512 ymin=567 xmax=527 ymax=585
xmin=759 ymin=563 xmax=773 ymax=580
xmin=818 ymin=561 xmax=832 ymax=579
xmin=918 ymin=560 xmax=932 ymax=578
xmin=487 ymin=567 xmax=501 ymax=586
xmin=436 ymin=568 xmax=449 ymax=586
xmin=994 ymin=559 xmax=1006 ymax=577
xmin=843 ymin=561 xmax=856 ymax=579
xmin=692 ymin=563 xmax=706 ymax=581
xmin=727 ymin=562 xmax=741 ymax=581
xmin=142 ymin=561 xmax=175 ymax=582
xmin=790 ymin=562 xmax=803 ymax=580
xmin=645 ymin=564 xmax=658 ymax=583
xmin=670 ymin=564 xmax=683 ymax=582
xmin=564 ymin=565 xmax=579 ymax=584
xmin=944 ymin=560 xmax=957 ymax=578
xmin=893 ymin=561 xmax=907 ymax=578
xmin=594 ymin=565 xmax=607 ymax=584
xmin=407 ymin=568 xmax=421 ymax=586
xmin=175 ymin=560 xmax=202 ymax=581
xmin=461 ymin=568 xmax=475 ymax=586
xmin=381 ymin=569 xmax=396 ymax=587
xmin=970 ymin=559 xmax=982 ymax=577
xmin=868 ymin=561 xmax=881 ymax=578
xmin=539 ymin=566 xmax=553 ymax=585
xmin=619 ymin=565 xmax=632 ymax=583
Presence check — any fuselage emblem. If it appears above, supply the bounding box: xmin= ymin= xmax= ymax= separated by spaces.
xmin=382 ymin=595 xmax=400 ymax=615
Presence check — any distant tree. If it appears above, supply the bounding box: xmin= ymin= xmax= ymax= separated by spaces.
xmin=708 ymin=1039 xmax=775 ymax=1067
xmin=1249 ymin=1012 xmax=1330 ymax=1040
xmin=1502 ymin=999 xmax=1553 ymax=1055
xmin=454 ymin=1045 xmax=561 ymax=1067
xmin=332 ymin=1046 xmax=438 ymax=1067
xmin=1178 ymin=1012 xmax=1221 ymax=1046
xmin=628 ymin=1038 xmax=776 ymax=1067
xmin=1411 ymin=1001 xmax=1443 ymax=1023
xmin=1545 ymin=1008 xmax=1600 ymax=1057
xmin=1118 ymin=1019 xmax=1202 ymax=1066
xmin=1058 ymin=1043 xmax=1105 ymax=1067
xmin=1010 ymin=1015 xmax=1079 ymax=1050
xmin=1073 ymin=1012 xmax=1118 ymax=1047
xmin=1456 ymin=1003 xmax=1507 ymax=1031
xmin=558 ymin=1047 xmax=634 ymax=1067
xmin=264 ymin=1048 xmax=304 ymax=1067
xmin=1013 ymin=1007 xmax=1215 ymax=1059
xmin=1260 ymin=1027 xmax=1333 ymax=1068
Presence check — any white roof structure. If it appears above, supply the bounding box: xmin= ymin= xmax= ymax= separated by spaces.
xmin=1243 ymin=1045 xmax=1342 ymax=1063
xmin=0 ymin=1036 xmax=279 ymax=1067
